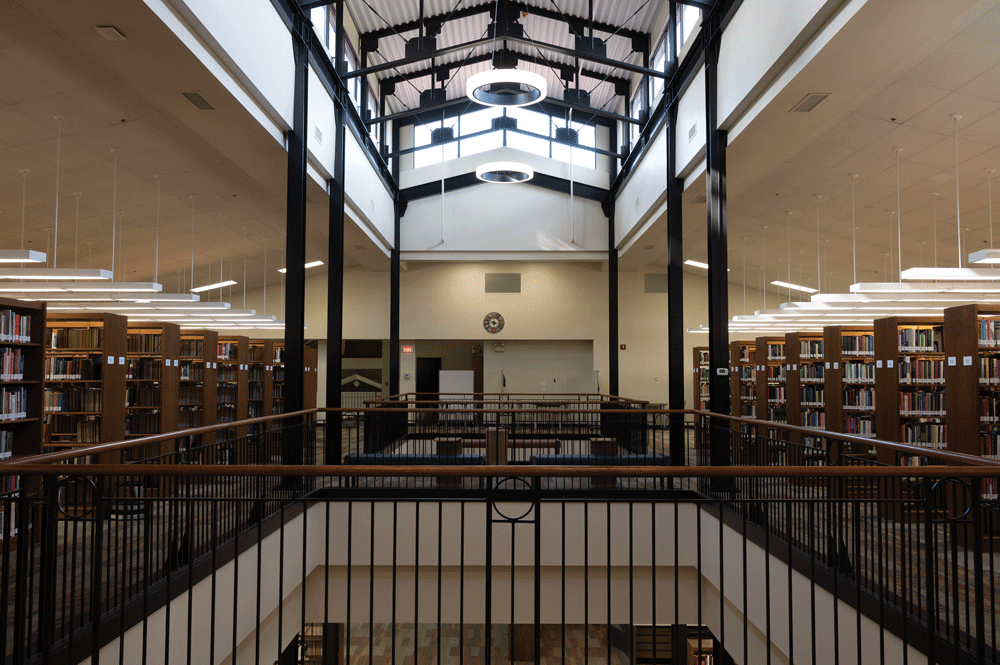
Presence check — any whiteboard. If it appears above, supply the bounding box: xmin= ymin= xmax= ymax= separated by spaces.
xmin=439 ymin=370 xmax=474 ymax=397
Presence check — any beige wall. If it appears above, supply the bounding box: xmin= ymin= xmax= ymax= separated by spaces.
xmin=227 ymin=262 xmax=758 ymax=405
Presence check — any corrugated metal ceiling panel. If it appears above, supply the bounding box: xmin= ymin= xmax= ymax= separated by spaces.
xmin=347 ymin=0 xmax=661 ymax=114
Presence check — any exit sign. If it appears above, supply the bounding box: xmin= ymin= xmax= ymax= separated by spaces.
xmin=620 ymin=344 xmax=626 ymax=350
xmin=402 ymin=345 xmax=413 ymax=354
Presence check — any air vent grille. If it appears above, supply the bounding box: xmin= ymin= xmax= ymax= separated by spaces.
xmin=791 ymin=93 xmax=829 ymax=113
xmin=645 ymin=274 xmax=669 ymax=294
xmin=182 ymin=92 xmax=215 ymax=110
xmin=485 ymin=273 xmax=521 ymax=293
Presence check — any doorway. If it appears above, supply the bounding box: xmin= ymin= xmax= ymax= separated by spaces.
xmin=416 ymin=357 xmax=442 ymax=401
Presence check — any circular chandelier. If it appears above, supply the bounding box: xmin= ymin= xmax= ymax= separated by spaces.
xmin=466 ymin=69 xmax=547 ymax=108
xmin=475 ymin=161 xmax=534 ymax=184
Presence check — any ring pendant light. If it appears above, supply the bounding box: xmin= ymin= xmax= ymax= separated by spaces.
xmin=475 ymin=161 xmax=534 ymax=183
xmin=466 ymin=69 xmax=548 ymax=108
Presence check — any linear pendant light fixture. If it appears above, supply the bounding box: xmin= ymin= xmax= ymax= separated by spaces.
xmin=0 ymin=168 xmax=46 ymax=264
xmin=970 ymin=169 xmax=999 ymax=264
xmin=277 ymin=261 xmax=324 ymax=273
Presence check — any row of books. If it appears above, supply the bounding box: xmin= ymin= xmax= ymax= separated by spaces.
xmin=978 ymin=317 xmax=1000 ymax=347
xmin=126 ymin=385 xmax=160 ymax=407
xmin=980 ymin=431 xmax=1000 ymax=456
xmin=800 ymin=386 xmax=824 ymax=407
xmin=739 ymin=366 xmax=753 ymax=380
xmin=765 ymin=365 xmax=785 ymax=382
xmin=898 ymin=326 xmax=943 ymax=353
xmin=217 ymin=342 xmax=238 ymax=360
xmin=0 ymin=309 xmax=31 ymax=343
xmin=899 ymin=357 xmax=945 ymax=384
xmin=979 ymin=394 xmax=1000 ymax=422
xmin=979 ymin=357 xmax=1000 ymax=385
xmin=126 ymin=358 xmax=161 ymax=381
xmin=0 ymin=430 xmax=12 ymax=459
xmin=217 ymin=386 xmax=237 ymax=403
xmin=843 ymin=361 xmax=874 ymax=384
xmin=800 ymin=339 xmax=823 ymax=358
xmin=0 ymin=347 xmax=26 ymax=381
xmin=44 ymin=387 xmax=100 ymax=413
xmin=126 ymin=411 xmax=161 ymax=435
xmin=0 ymin=387 xmax=27 ymax=421
xmin=218 ymin=367 xmax=239 ymax=381
xmin=179 ymin=339 xmax=204 ymax=357
xmin=179 ymin=386 xmax=204 ymax=405
xmin=901 ymin=422 xmax=946 ymax=448
xmin=273 ymin=347 xmax=284 ymax=363
xmin=899 ymin=390 xmax=946 ymax=416
xmin=47 ymin=416 xmax=99 ymax=443
xmin=800 ymin=364 xmax=825 ymax=382
xmin=842 ymin=334 xmax=874 ymax=356
xmin=178 ymin=408 xmax=203 ymax=429
xmin=844 ymin=416 xmax=875 ymax=437
xmin=179 ymin=364 xmax=204 ymax=381
xmin=844 ymin=386 xmax=876 ymax=411
xmin=803 ymin=411 xmax=825 ymax=428
xmin=48 ymin=327 xmax=102 ymax=350
xmin=46 ymin=357 xmax=101 ymax=381
xmin=767 ymin=386 xmax=785 ymax=402
xmin=765 ymin=343 xmax=784 ymax=360
xmin=127 ymin=334 xmax=163 ymax=354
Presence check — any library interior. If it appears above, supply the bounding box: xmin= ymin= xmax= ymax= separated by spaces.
xmin=2 ymin=0 xmax=1000 ymax=663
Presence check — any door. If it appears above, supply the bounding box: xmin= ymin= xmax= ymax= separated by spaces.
xmin=415 ymin=357 xmax=442 ymax=402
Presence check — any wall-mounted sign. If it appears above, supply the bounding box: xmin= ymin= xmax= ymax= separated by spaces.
xmin=402 ymin=345 xmax=413 ymax=354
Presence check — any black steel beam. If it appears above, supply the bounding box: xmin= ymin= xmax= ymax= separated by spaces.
xmin=380 ymin=48 xmax=630 ymax=92
xmin=608 ymin=199 xmax=619 ymax=396
xmin=679 ymin=0 xmax=715 ymax=10
xmin=401 ymin=170 xmax=608 ymax=205
xmin=389 ymin=121 xmax=401 ymax=398
xmin=283 ymin=16 xmax=309 ymax=466
xmin=665 ymin=51 xmax=685 ymax=468
xmin=299 ymin=0 xmax=331 ymax=9
xmin=344 ymin=34 xmax=665 ymax=80
xmin=360 ymin=1 xmax=646 ymax=45
xmin=374 ymin=94 xmax=637 ymax=127
xmin=704 ymin=16 xmax=731 ymax=479
xmin=325 ymin=0 xmax=346 ymax=466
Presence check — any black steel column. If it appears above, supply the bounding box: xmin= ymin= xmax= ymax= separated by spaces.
xmin=325 ymin=1 xmax=346 ymax=465
xmin=389 ymin=120 xmax=401 ymax=397
xmin=666 ymin=95 xmax=685 ymax=466
xmin=705 ymin=19 xmax=731 ymax=474
xmin=608 ymin=200 xmax=619 ymax=396
xmin=283 ymin=13 xmax=309 ymax=466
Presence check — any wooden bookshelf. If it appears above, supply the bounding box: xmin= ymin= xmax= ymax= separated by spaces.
xmin=248 ymin=339 xmax=274 ymax=437
xmin=217 ymin=335 xmax=249 ymax=444
xmin=784 ymin=331 xmax=826 ymax=473
xmin=874 ymin=316 xmax=945 ymax=464
xmin=44 ymin=313 xmax=127 ymax=463
xmin=755 ymin=336 xmax=786 ymax=426
xmin=729 ymin=340 xmax=755 ymax=419
xmin=943 ymin=303 xmax=1000 ymax=549
xmin=272 ymin=341 xmax=285 ymax=419
xmin=179 ymin=329 xmax=217 ymax=454
xmin=824 ymin=325 xmax=876 ymax=456
xmin=304 ymin=340 xmax=319 ymax=410
xmin=693 ymin=347 xmax=710 ymax=411
xmin=1 ymin=297 xmax=45 ymax=543
xmin=125 ymin=322 xmax=180 ymax=460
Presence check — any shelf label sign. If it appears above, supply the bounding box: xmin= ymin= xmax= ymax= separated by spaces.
xmin=876 ymin=360 xmax=883 ymax=368
xmin=825 ymin=362 xmax=831 ymax=369
xmin=716 ymin=368 xmax=729 ymax=376
xmin=833 ymin=362 xmax=839 ymax=369
xmin=887 ymin=360 xmax=894 ymax=368
xmin=948 ymin=356 xmax=957 ymax=366
xmin=964 ymin=355 xmax=973 ymax=366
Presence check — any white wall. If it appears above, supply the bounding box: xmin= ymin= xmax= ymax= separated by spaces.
xmin=224 ymin=262 xmax=758 ymax=406
xmin=87 ymin=502 xmax=925 ymax=665
xmin=482 ymin=340 xmax=593 ymax=394
xmin=675 ymin=67 xmax=707 ymax=178
xmin=153 ymin=0 xmax=295 ymax=130
xmin=345 ymin=131 xmax=395 ymax=247
xmin=616 ymin=123 xmax=668 ymax=250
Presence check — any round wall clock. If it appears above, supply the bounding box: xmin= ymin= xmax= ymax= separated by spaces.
xmin=483 ymin=312 xmax=505 ymax=334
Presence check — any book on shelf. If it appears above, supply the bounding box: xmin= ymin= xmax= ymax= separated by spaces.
xmin=842 ymin=333 xmax=874 ymax=356
xmin=0 ymin=309 xmax=32 ymax=343
xmin=1 ymin=347 xmax=26 ymax=381
xmin=48 ymin=327 xmax=102 ymax=349
xmin=898 ymin=326 xmax=943 ymax=353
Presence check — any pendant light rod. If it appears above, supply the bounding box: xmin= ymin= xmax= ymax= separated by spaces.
xmin=110 ymin=148 xmax=119 ymax=279
xmin=850 ymin=174 xmax=858 ymax=285
xmin=952 ymin=113 xmax=963 ymax=267
xmin=19 ymin=169 xmax=29 ymax=253
xmin=53 ymin=116 xmax=64 ymax=268
xmin=988 ymin=169 xmax=995 ymax=249
xmin=189 ymin=195 xmax=196 ymax=292
xmin=894 ymin=147 xmax=903 ymax=281
xmin=931 ymin=192 xmax=939 ymax=268
xmin=243 ymin=226 xmax=248 ymax=311
xmin=742 ymin=237 xmax=747 ymax=316
xmin=814 ymin=194 xmax=822 ymax=294
xmin=785 ymin=211 xmax=792 ymax=302
xmin=219 ymin=214 xmax=224 ymax=304
xmin=73 ymin=193 xmax=81 ymax=269
xmin=762 ymin=225 xmax=767 ymax=310
xmin=263 ymin=240 xmax=267 ymax=316
xmin=154 ymin=175 xmax=161 ymax=284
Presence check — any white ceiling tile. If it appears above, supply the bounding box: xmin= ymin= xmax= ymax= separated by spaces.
xmin=905 ymin=91 xmax=1000 ymax=135
xmin=854 ymin=77 xmax=951 ymax=123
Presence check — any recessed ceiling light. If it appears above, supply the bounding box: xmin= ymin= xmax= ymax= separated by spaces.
xmin=95 ymin=25 xmax=126 ymax=41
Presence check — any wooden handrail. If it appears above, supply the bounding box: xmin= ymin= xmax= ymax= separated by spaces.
xmin=2 ymin=463 xmax=998 ymax=478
